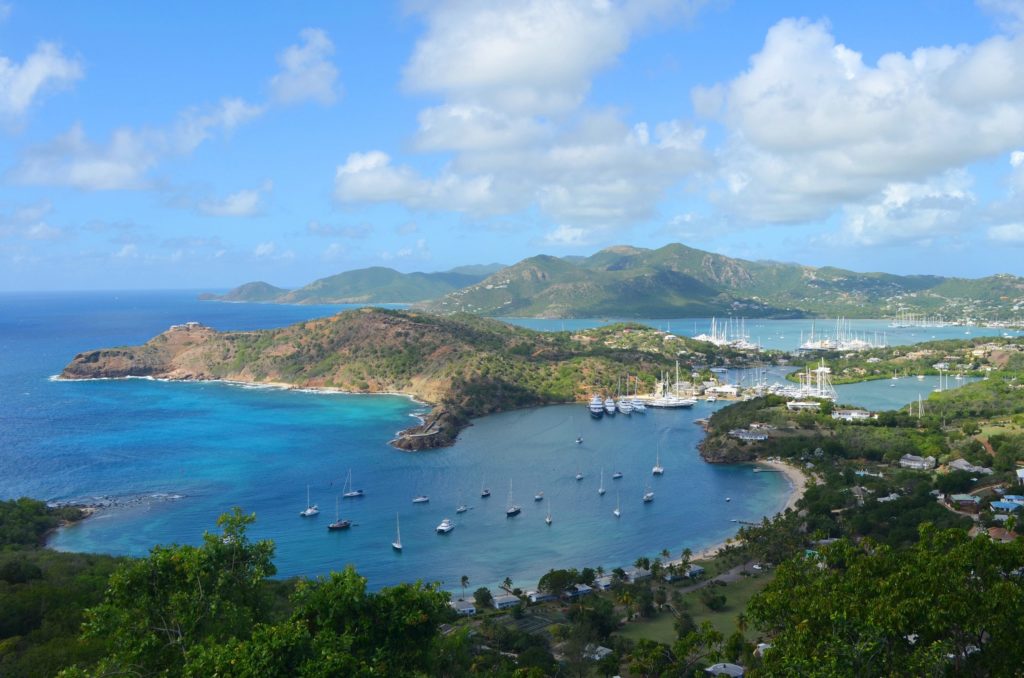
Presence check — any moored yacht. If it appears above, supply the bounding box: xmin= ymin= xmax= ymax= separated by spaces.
xmin=612 ymin=470 xmax=623 ymax=480
xmin=604 ymin=397 xmax=617 ymax=415
xmin=412 ymin=495 xmax=429 ymax=504
xmin=588 ymin=395 xmax=604 ymax=418
xmin=617 ymin=398 xmax=633 ymax=415
xmin=327 ymin=496 xmax=350 ymax=530
xmin=643 ymin=486 xmax=655 ymax=503
xmin=436 ymin=518 xmax=454 ymax=533
xmin=300 ymin=485 xmax=319 ymax=517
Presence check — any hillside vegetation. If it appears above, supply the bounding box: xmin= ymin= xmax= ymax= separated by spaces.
xmin=60 ymin=309 xmax=726 ymax=449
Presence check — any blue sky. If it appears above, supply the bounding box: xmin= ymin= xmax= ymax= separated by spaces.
xmin=1 ymin=0 xmax=1023 ymax=291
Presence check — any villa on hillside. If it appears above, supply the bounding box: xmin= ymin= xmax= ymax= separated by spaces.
xmin=729 ymin=428 xmax=769 ymax=442
xmin=832 ymin=408 xmax=873 ymax=422
xmin=948 ymin=458 xmax=993 ymax=475
xmin=899 ymin=454 xmax=936 ymax=470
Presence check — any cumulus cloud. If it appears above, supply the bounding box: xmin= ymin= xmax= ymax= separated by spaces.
xmin=542 ymin=224 xmax=586 ymax=245
xmin=987 ymin=222 xmax=1024 ymax=242
xmin=9 ymin=99 xmax=263 ymax=190
xmin=198 ymin=180 xmax=272 ymax=217
xmin=0 ymin=41 xmax=83 ymax=119
xmin=415 ymin=103 xmax=550 ymax=151
xmin=270 ymin=28 xmax=340 ymax=105
xmin=698 ymin=18 xmax=1024 ymax=223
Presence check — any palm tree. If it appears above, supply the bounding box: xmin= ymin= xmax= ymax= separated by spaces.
xmin=460 ymin=574 xmax=469 ymax=601
xmin=502 ymin=576 xmax=513 ymax=593
xmin=661 ymin=548 xmax=671 ymax=561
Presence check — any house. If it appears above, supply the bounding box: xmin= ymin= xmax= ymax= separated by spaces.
xmin=526 ymin=590 xmax=556 ymax=604
xmin=450 ymin=599 xmax=476 ymax=616
xmin=1006 ymin=495 xmax=1024 ymax=504
xmin=899 ymin=454 xmax=936 ymax=470
xmin=948 ymin=458 xmax=993 ymax=475
xmin=877 ymin=492 xmax=901 ymax=503
xmin=492 ymin=593 xmax=520 ymax=610
xmin=832 ymin=409 xmax=872 ymax=422
xmin=565 ymin=584 xmax=593 ymax=599
xmin=705 ymin=662 xmax=745 ymax=676
xmin=584 ymin=644 xmax=614 ymax=661
xmin=686 ymin=564 xmax=705 ymax=578
xmin=948 ymin=494 xmax=981 ymax=511
xmin=786 ymin=400 xmax=821 ymax=411
xmin=988 ymin=527 xmax=1017 ymax=542
xmin=990 ymin=501 xmax=1022 ymax=513
xmin=593 ymin=575 xmax=614 ymax=590
xmin=729 ymin=428 xmax=769 ymax=442
xmin=1017 ymin=468 xmax=1024 ymax=486
xmin=624 ymin=567 xmax=652 ymax=582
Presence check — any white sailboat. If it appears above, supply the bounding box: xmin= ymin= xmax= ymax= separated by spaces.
xmin=613 ymin=491 xmax=621 ymax=518
xmin=598 ymin=468 xmax=606 ymax=495
xmin=392 ymin=513 xmax=402 ymax=551
xmin=652 ymin=444 xmax=664 ymax=476
xmin=545 ymin=502 xmax=552 ymax=526
xmin=299 ymin=485 xmax=319 ymax=517
xmin=506 ymin=480 xmax=521 ymax=517
xmin=342 ymin=469 xmax=364 ymax=498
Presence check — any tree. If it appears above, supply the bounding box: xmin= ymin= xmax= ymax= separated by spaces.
xmin=460 ymin=574 xmax=469 ymax=601
xmin=502 ymin=576 xmax=513 ymax=593
xmin=749 ymin=526 xmax=1024 ymax=676
xmin=473 ymin=586 xmax=494 ymax=610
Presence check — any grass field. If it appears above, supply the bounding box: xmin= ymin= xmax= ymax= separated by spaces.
xmin=616 ymin=573 xmax=773 ymax=645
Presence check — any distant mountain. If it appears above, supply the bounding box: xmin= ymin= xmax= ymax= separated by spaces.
xmin=201 ymin=266 xmax=493 ymax=305
xmin=419 ymin=243 xmax=1024 ymax=319
xmin=198 ymin=281 xmax=289 ymax=303
xmin=446 ymin=263 xmax=507 ymax=276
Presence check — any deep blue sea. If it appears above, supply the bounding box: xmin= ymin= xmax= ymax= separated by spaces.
xmin=0 ymin=291 xmax=988 ymax=591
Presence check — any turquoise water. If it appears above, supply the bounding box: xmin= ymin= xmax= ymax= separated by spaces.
xmin=4 ymin=291 xmax=976 ymax=591
xmin=501 ymin=317 xmax=1021 ymax=351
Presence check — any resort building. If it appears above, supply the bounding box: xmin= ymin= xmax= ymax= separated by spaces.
xmin=449 ymin=599 xmax=476 ymax=616
xmin=948 ymin=458 xmax=993 ymax=475
xmin=565 ymin=584 xmax=593 ymax=599
xmin=786 ymin=400 xmax=821 ymax=412
xmin=729 ymin=428 xmax=769 ymax=442
xmin=492 ymin=593 xmax=520 ymax=610
xmin=832 ymin=409 xmax=873 ymax=422
xmin=624 ymin=567 xmax=652 ymax=582
xmin=593 ymin=575 xmax=614 ymax=590
xmin=899 ymin=454 xmax=936 ymax=470
xmin=525 ymin=590 xmax=556 ymax=604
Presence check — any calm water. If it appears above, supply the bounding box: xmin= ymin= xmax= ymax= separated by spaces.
xmin=501 ymin=317 xmax=1021 ymax=351
xmin=0 ymin=291 xmax=974 ymax=590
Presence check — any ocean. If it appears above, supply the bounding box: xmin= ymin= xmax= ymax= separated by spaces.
xmin=0 ymin=291 xmax=985 ymax=591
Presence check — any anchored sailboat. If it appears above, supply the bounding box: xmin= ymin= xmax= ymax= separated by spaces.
xmin=342 ymin=469 xmax=364 ymax=498
xmin=652 ymin=443 xmax=664 ymax=476
xmin=299 ymin=485 xmax=319 ymax=517
xmin=328 ymin=496 xmax=350 ymax=531
xmin=506 ymin=480 xmax=521 ymax=517
xmin=613 ymin=491 xmax=621 ymax=518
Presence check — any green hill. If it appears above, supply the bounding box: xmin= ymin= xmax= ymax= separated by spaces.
xmin=199 ymin=281 xmax=289 ymax=303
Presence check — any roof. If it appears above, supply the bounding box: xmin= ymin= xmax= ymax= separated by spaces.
xmin=991 ymin=501 xmax=1022 ymax=511
xmin=705 ymin=662 xmax=745 ymax=677
xmin=950 ymin=493 xmax=980 ymax=503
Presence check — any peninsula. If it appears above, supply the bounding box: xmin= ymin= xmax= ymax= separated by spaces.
xmin=60 ymin=308 xmax=746 ymax=450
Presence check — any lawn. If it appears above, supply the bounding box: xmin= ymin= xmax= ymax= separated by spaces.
xmin=616 ymin=572 xmax=774 ymax=645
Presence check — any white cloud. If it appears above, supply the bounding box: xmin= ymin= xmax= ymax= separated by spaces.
xmin=270 ymin=28 xmax=340 ymax=105
xmin=253 ymin=241 xmax=276 ymax=257
xmin=987 ymin=222 xmax=1024 ymax=242
xmin=978 ymin=0 xmax=1024 ymax=33
xmin=380 ymin=238 xmax=430 ymax=262
xmin=198 ymin=180 xmax=272 ymax=217
xmin=542 ymin=224 xmax=586 ymax=245
xmin=699 ymin=18 xmax=1024 ymax=222
xmin=9 ymin=99 xmax=263 ymax=190
xmin=0 ymin=41 xmax=83 ymax=118
xmin=114 ymin=243 xmax=138 ymax=258
xmin=23 ymin=222 xmax=63 ymax=240
xmin=415 ymin=103 xmax=549 ymax=151
xmin=838 ymin=172 xmax=975 ymax=246
xmin=0 ymin=3 xmax=12 ymax=22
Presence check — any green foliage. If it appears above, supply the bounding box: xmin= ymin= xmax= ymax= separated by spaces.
xmin=0 ymin=498 xmax=82 ymax=547
xmin=749 ymin=526 xmax=1024 ymax=676
xmin=473 ymin=586 xmax=493 ymax=609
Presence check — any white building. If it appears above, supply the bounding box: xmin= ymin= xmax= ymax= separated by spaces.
xmin=948 ymin=458 xmax=993 ymax=475
xmin=492 ymin=593 xmax=520 ymax=610
xmin=899 ymin=454 xmax=936 ymax=470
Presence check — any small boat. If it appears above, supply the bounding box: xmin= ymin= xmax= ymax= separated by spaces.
xmin=613 ymin=492 xmax=621 ymax=518
xmin=575 ymin=436 xmax=583 ymax=444
xmin=481 ymin=478 xmax=491 ymax=498
xmin=299 ymin=485 xmax=319 ymax=517
xmin=725 ymin=497 xmax=732 ymax=502
xmin=652 ymin=444 xmax=664 ymax=476
xmin=598 ymin=468 xmax=606 ymax=496
xmin=412 ymin=495 xmax=429 ymax=504
xmin=643 ymin=486 xmax=655 ymax=503
xmin=612 ymin=471 xmax=623 ymax=480
xmin=392 ymin=513 xmax=402 ymax=551
xmin=327 ymin=497 xmax=351 ymax=531
xmin=456 ymin=504 xmax=468 ymax=514
xmin=342 ymin=469 xmax=364 ymax=499
xmin=506 ymin=480 xmax=521 ymax=517
xmin=545 ymin=502 xmax=552 ymax=525
xmin=706 ymin=395 xmax=717 ymax=402
xmin=575 ymin=469 xmax=584 ymax=481
xmin=534 ymin=491 xmax=544 ymax=501
xmin=436 ymin=518 xmax=454 ymax=534
xmin=917 ymin=374 xmax=925 ymax=380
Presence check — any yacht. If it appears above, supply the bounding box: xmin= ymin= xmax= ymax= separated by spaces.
xmin=617 ymin=397 xmax=633 ymax=415
xmin=327 ymin=496 xmax=350 ymax=530
xmin=575 ymin=469 xmax=584 ymax=481
xmin=613 ymin=492 xmax=621 ymax=518
xmin=545 ymin=504 xmax=552 ymax=525
xmin=612 ymin=470 xmax=623 ymax=480
xmin=534 ymin=491 xmax=544 ymax=501
xmin=299 ymin=485 xmax=319 ymax=517
xmin=575 ymin=436 xmax=583 ymax=444
xmin=412 ymin=495 xmax=429 ymax=504
xmin=588 ymin=395 xmax=604 ymax=419
xmin=643 ymin=487 xmax=655 ymax=503
xmin=436 ymin=518 xmax=455 ymax=534
xmin=652 ymin=445 xmax=664 ymax=476
xmin=481 ymin=478 xmax=491 ymax=498
xmin=506 ymin=480 xmax=521 ymax=517
xmin=341 ymin=469 xmax=364 ymax=498
xmin=604 ymin=397 xmax=617 ymax=415
xmin=392 ymin=513 xmax=402 ymax=551
xmin=456 ymin=504 xmax=468 ymax=514
xmin=631 ymin=398 xmax=646 ymax=413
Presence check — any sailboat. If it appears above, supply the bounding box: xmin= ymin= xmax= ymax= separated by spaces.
xmin=545 ymin=502 xmax=552 ymax=525
xmin=456 ymin=496 xmax=469 ymax=513
xmin=506 ymin=480 xmax=521 ymax=517
xmin=342 ymin=469 xmax=364 ymax=498
xmin=299 ymin=485 xmax=319 ymax=517
xmin=392 ymin=513 xmax=402 ymax=551
xmin=327 ymin=496 xmax=351 ymax=530
xmin=613 ymin=491 xmax=621 ymax=518
xmin=598 ymin=468 xmax=606 ymax=495
xmin=652 ymin=444 xmax=664 ymax=476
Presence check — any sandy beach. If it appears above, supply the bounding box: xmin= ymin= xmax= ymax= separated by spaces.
xmin=686 ymin=459 xmax=809 ymax=563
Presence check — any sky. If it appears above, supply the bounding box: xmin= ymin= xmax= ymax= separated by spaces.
xmin=2 ymin=0 xmax=1024 ymax=291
